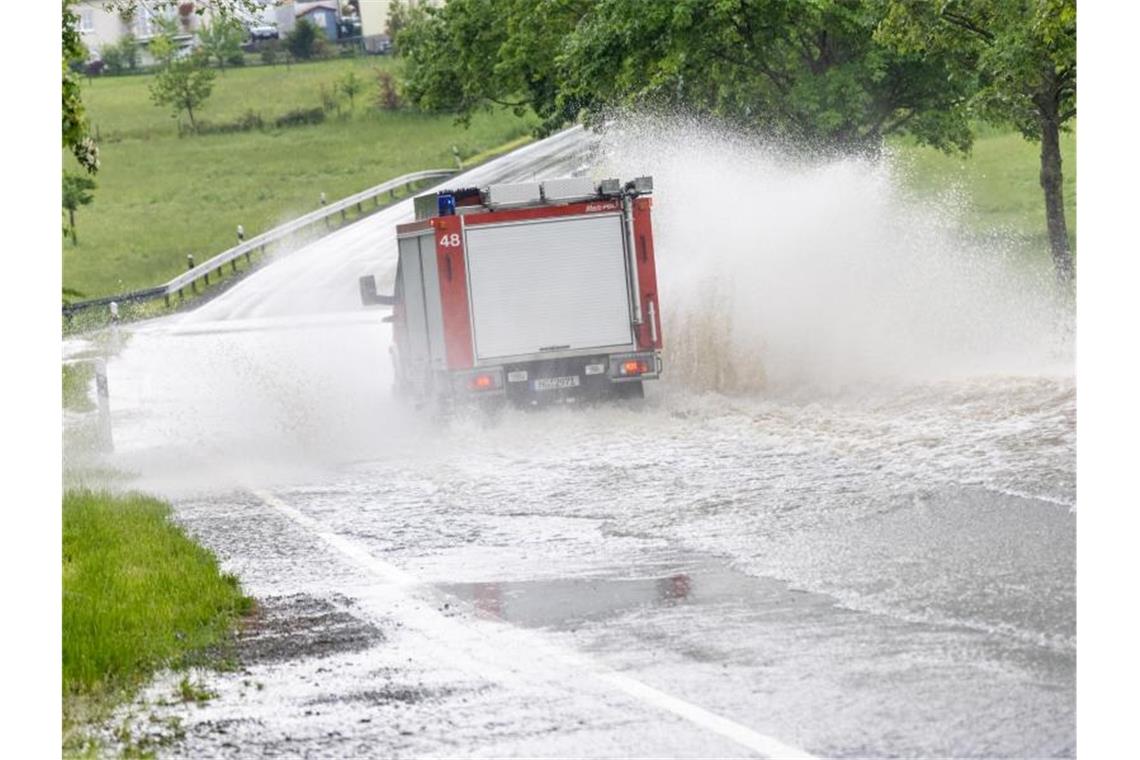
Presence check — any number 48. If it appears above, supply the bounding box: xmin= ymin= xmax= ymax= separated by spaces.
xmin=440 ymin=233 xmax=462 ymax=248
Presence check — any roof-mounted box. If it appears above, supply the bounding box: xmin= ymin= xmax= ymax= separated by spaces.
xmin=541 ymin=177 xmax=597 ymax=203
xmin=486 ymin=182 xmax=543 ymax=208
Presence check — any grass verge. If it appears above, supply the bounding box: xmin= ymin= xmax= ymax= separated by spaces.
xmin=63 ymin=489 xmax=252 ymax=754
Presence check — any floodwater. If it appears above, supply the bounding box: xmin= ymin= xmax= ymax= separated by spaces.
xmin=66 ymin=123 xmax=1075 ymax=757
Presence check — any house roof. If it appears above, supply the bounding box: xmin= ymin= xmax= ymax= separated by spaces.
xmin=297 ymin=2 xmax=339 ymax=15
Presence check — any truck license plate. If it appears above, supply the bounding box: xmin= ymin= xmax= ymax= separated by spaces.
xmin=534 ymin=375 xmax=581 ymax=391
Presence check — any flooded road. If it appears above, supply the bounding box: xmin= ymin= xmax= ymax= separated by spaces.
xmin=68 ymin=125 xmax=1075 ymax=757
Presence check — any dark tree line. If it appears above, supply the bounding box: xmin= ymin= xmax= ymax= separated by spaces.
xmin=398 ymin=0 xmax=1076 ymax=284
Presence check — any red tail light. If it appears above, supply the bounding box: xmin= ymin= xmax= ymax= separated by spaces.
xmin=621 ymin=360 xmax=649 ymax=375
xmin=470 ymin=373 xmax=495 ymax=390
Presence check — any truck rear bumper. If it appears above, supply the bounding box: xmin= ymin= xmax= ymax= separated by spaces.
xmin=453 ymin=351 xmax=660 ymax=405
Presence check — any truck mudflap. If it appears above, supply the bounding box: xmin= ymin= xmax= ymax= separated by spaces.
xmin=451 ymin=352 xmax=660 ymax=406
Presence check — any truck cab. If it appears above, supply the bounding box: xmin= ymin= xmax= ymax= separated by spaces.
xmin=360 ymin=176 xmax=662 ymax=406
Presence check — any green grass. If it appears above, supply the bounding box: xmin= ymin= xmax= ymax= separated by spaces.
xmin=62 ymin=489 xmax=251 ymax=747
xmin=890 ymin=127 xmax=1076 ymax=255
xmin=65 ymin=57 xmax=538 ymax=298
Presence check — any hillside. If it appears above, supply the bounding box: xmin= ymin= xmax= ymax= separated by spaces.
xmin=63 ymin=57 xmax=538 ymax=298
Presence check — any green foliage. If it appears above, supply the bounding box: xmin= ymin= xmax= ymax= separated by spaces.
xmin=400 ymin=0 xmax=581 ymax=130
xmin=62 ymin=172 xmax=97 ymax=245
xmin=319 ymin=83 xmax=340 ymax=114
xmin=197 ymin=17 xmax=246 ymax=72
xmin=286 ymin=18 xmax=326 ymax=60
xmin=62 ymin=1 xmax=98 ymax=173
xmin=339 ymin=70 xmax=364 ymax=110
xmin=276 ymin=106 xmax=327 ymax=127
xmin=386 ymin=0 xmax=421 ymax=46
xmin=399 ymin=0 xmax=975 ymax=152
xmin=148 ymin=30 xmax=177 ymax=67
xmin=260 ymin=41 xmax=280 ymax=66
xmin=149 ymin=52 xmax=217 ymax=131
xmin=62 ymin=489 xmax=252 ymax=694
xmin=877 ymin=0 xmax=1076 ymax=142
xmin=99 ymin=34 xmax=140 ymax=75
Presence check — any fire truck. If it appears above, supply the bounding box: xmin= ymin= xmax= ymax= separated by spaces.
xmin=359 ymin=176 xmax=663 ymax=406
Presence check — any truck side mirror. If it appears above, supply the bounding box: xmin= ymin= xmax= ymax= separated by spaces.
xmin=359 ymin=274 xmax=397 ymax=307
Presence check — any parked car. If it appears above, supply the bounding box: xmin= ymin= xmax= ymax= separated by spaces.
xmin=247 ymin=23 xmax=279 ymax=41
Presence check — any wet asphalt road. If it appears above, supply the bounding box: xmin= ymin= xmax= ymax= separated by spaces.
xmin=69 ymin=127 xmax=1075 ymax=758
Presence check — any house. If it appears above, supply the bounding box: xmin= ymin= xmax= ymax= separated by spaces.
xmin=295 ymin=2 xmax=341 ymax=39
xmin=74 ymin=1 xmax=209 ymax=65
xmin=359 ymin=0 xmax=438 ymax=53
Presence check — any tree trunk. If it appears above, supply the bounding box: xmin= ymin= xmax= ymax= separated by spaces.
xmin=1040 ymin=114 xmax=1073 ymax=285
xmin=186 ymin=102 xmax=197 ymax=131
xmin=69 ymin=208 xmax=77 ymax=245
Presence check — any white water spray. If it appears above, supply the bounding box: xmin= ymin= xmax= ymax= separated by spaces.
xmin=596 ymin=117 xmax=1071 ymax=393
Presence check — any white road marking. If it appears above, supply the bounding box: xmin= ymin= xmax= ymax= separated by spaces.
xmin=251 ymin=488 xmax=817 ymax=759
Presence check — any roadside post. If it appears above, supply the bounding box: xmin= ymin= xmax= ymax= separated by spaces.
xmin=236 ymin=224 xmax=245 ymax=271
xmin=187 ymin=254 xmax=197 ymax=293
xmin=94 ymin=358 xmax=113 ymax=452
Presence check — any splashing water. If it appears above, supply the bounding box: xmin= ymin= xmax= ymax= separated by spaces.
xmin=595 ymin=117 xmax=1072 ymax=393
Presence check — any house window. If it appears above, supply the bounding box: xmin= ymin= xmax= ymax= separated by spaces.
xmin=79 ymin=9 xmax=95 ymax=32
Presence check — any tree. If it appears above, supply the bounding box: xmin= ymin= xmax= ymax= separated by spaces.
xmin=398 ymin=0 xmax=974 ymax=151
xmin=877 ymin=0 xmax=1076 ymax=284
xmin=560 ymin=0 xmax=976 ymax=152
xmin=197 ymin=16 xmax=245 ymax=72
xmin=100 ymin=34 xmax=140 ymax=74
xmin=339 ymin=71 xmax=364 ymax=111
xmin=286 ymin=18 xmax=325 ymax=60
xmin=150 ymin=51 xmax=217 ymax=131
xmin=386 ymin=0 xmax=422 ymax=46
xmin=63 ymin=0 xmax=98 ymax=173
xmin=400 ymin=0 xmax=587 ymax=131
xmin=62 ymin=172 xmax=96 ymax=245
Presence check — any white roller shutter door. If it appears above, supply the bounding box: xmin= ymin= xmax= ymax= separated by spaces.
xmin=464 ymin=214 xmax=634 ymax=361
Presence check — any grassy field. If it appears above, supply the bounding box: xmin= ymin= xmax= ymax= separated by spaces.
xmin=63 ymin=489 xmax=251 ymax=748
xmin=64 ymin=56 xmax=538 ymax=298
xmin=891 ymin=125 xmax=1076 ymax=254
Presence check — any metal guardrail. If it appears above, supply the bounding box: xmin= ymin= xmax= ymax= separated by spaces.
xmin=63 ymin=168 xmax=457 ymax=318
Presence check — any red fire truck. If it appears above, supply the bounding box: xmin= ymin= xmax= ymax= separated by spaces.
xmin=359 ymin=176 xmax=663 ymax=406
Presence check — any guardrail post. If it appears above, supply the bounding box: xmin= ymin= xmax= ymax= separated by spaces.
xmin=164 ymin=293 xmax=171 ymax=307
xmin=204 ymin=270 xmax=210 ymax=285
xmin=94 ymin=358 xmax=113 ymax=452
xmin=231 ymin=259 xmax=238 ymax=273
